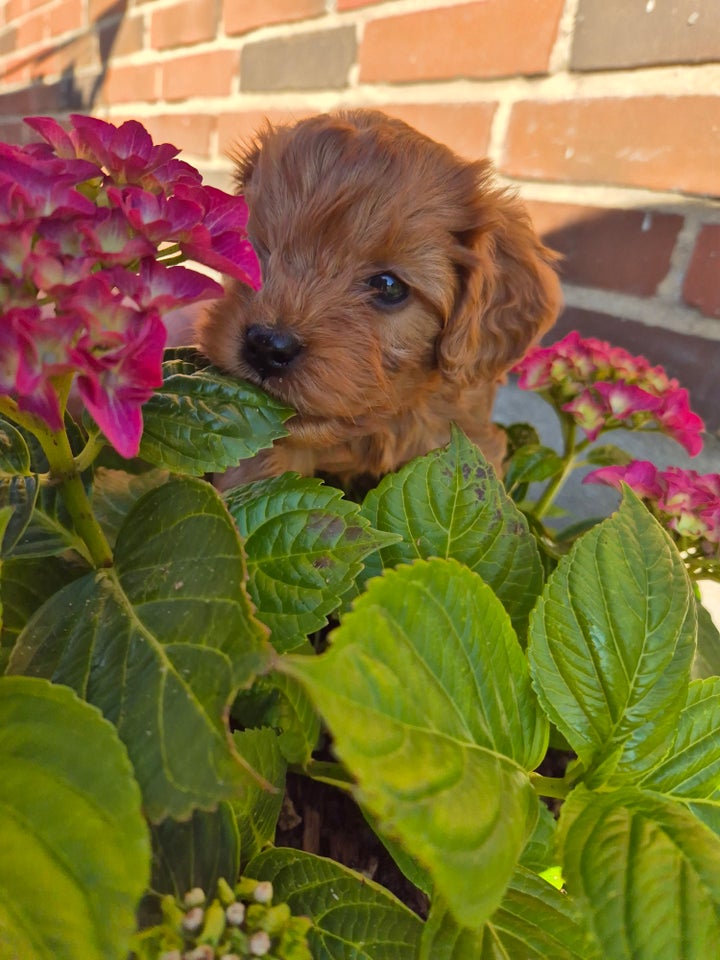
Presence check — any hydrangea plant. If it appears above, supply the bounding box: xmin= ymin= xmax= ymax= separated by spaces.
xmin=1 ymin=116 xmax=719 ymax=960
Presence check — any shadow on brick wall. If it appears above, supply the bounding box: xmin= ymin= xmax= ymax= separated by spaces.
xmin=0 ymin=1 xmax=127 ymax=139
xmin=534 ymin=207 xmax=720 ymax=437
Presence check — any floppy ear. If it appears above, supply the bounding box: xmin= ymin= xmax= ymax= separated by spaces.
xmin=437 ymin=184 xmax=561 ymax=385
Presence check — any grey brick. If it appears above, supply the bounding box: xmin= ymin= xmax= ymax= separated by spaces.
xmin=240 ymin=27 xmax=356 ymax=92
xmin=571 ymin=0 xmax=720 ymax=71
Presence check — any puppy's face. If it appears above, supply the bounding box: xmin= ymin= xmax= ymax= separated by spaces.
xmin=199 ymin=111 xmax=560 ymax=438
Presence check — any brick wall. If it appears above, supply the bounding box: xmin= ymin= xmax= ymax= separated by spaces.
xmin=2 ymin=0 xmax=719 ymax=430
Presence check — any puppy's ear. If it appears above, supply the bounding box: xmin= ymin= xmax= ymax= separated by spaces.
xmin=438 ymin=177 xmax=561 ymax=385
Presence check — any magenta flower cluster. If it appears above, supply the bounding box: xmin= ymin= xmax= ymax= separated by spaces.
xmin=513 ymin=331 xmax=705 ymax=456
xmin=585 ymin=461 xmax=720 ymax=545
xmin=0 ymin=114 xmax=260 ymax=457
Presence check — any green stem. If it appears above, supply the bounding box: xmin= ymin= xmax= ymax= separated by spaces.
xmin=0 ymin=393 xmax=113 ymax=568
xmin=74 ymin=432 xmax=107 ymax=474
xmin=292 ymin=760 xmax=355 ymax=793
xmin=533 ymin=421 xmax=591 ymax=521
xmin=530 ymin=773 xmax=571 ymax=800
xmin=38 ymin=425 xmax=114 ymax=568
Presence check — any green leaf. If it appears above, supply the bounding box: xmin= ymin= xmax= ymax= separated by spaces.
xmin=245 ymin=848 xmax=423 ymax=959
xmin=421 ymin=869 xmax=595 ymax=960
xmin=519 ymin=800 xmax=558 ymax=873
xmin=0 ymin=418 xmax=31 ymax=474
xmin=226 ymin=474 xmax=398 ymax=652
xmin=149 ymin=804 xmax=240 ymax=901
xmin=0 ymin=556 xmax=84 ymax=668
xmin=282 ymin=558 xmax=547 ymax=929
xmin=503 ymin=444 xmax=564 ymax=492
xmin=7 ymin=477 xmax=272 ymax=821
xmin=558 ymin=785 xmax=720 ymax=960
xmin=584 ymin=444 xmax=634 ymax=467
xmin=0 ymin=476 xmax=39 ymax=558
xmin=232 ymin=669 xmax=322 ymax=766
xmin=640 ymin=677 xmax=720 ymax=830
xmin=5 ymin=475 xmax=93 ymax=561
xmin=528 ymin=489 xmax=696 ymax=786
xmin=362 ymin=426 xmax=544 ymax=633
xmin=0 ymin=676 xmax=150 ymax=960
xmin=91 ymin=466 xmax=170 ymax=548
xmin=231 ymin=727 xmax=288 ymax=866
xmin=139 ymin=358 xmax=292 ymax=474
xmin=693 ymin=597 xmax=720 ymax=679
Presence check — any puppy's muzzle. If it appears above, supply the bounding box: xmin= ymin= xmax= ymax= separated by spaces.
xmin=243 ymin=323 xmax=303 ymax=378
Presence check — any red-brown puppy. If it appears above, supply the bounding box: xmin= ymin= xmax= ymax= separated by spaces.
xmin=198 ymin=110 xmax=560 ymax=485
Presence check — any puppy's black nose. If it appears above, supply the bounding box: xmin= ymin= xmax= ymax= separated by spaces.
xmin=243 ymin=324 xmax=303 ymax=377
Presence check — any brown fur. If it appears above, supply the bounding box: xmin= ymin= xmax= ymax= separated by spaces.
xmin=197 ymin=110 xmax=561 ymax=486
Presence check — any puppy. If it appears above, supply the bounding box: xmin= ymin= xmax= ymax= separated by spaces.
xmin=197 ymin=109 xmax=561 ymax=487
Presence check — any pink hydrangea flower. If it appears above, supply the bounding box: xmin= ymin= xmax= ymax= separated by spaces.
xmin=1 ymin=114 xmax=261 ymax=458
xmin=514 ymin=332 xmax=705 ymax=456
xmin=585 ymin=461 xmax=720 ymax=545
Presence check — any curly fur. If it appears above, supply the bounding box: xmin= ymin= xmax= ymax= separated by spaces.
xmin=197 ymin=109 xmax=561 ymax=486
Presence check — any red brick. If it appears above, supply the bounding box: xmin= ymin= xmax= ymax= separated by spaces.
xmin=30 ymin=31 xmax=97 ymax=78
xmin=359 ymin=0 xmax=564 ymax=83
xmin=16 ymin=8 xmax=49 ymax=46
xmin=5 ymin=0 xmax=27 ymax=22
xmin=0 ymin=82 xmax=62 ymax=115
xmin=378 ymin=102 xmax=497 ymax=160
xmin=140 ymin=113 xmax=215 ymax=157
xmin=525 ymin=200 xmax=684 ymax=297
xmin=161 ymin=49 xmax=236 ymax=101
xmin=89 ymin=0 xmax=124 ymax=20
xmin=683 ymin=225 xmax=720 ymax=319
xmin=48 ymin=0 xmax=84 ymax=34
xmin=504 ymin=96 xmax=720 ymax=197
xmin=224 ymin=0 xmax=324 ymax=37
xmin=0 ymin=25 xmax=18 ymax=55
xmin=99 ymin=13 xmax=144 ymax=58
xmin=0 ymin=53 xmax=31 ymax=84
xmin=151 ymin=0 xmax=217 ymax=50
xmin=99 ymin=61 xmax=158 ymax=105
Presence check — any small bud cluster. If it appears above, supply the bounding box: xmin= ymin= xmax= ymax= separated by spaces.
xmin=133 ymin=877 xmax=312 ymax=960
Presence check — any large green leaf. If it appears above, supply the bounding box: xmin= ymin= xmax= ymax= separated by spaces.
xmin=7 ymin=477 xmax=272 ymax=821
xmin=231 ymin=727 xmax=288 ymax=866
xmin=282 ymin=558 xmax=547 ymax=929
xmin=226 ymin=474 xmax=398 ymax=652
xmin=361 ymin=425 xmax=544 ymax=633
xmin=139 ymin=355 xmax=292 ymax=474
xmin=91 ymin=466 xmax=170 ymax=548
xmin=528 ymin=490 xmax=696 ymax=786
xmin=693 ymin=597 xmax=720 ymax=679
xmin=0 ymin=676 xmax=150 ymax=960
xmin=558 ymin=785 xmax=720 ymax=960
xmin=421 ymin=869 xmax=595 ymax=960
xmin=640 ymin=677 xmax=720 ymax=832
xmin=149 ymin=803 xmax=240 ymax=901
xmin=0 ymin=556 xmax=84 ymax=672
xmin=245 ymin=848 xmax=423 ymax=959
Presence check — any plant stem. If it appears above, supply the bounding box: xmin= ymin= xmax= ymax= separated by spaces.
xmin=530 ymin=773 xmax=571 ymax=800
xmin=533 ymin=420 xmax=579 ymax=520
xmin=38 ymin=424 xmax=114 ymax=568
xmin=1 ymin=393 xmax=114 ymax=568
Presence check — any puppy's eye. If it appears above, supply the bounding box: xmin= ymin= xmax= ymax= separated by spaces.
xmin=366 ymin=273 xmax=410 ymax=308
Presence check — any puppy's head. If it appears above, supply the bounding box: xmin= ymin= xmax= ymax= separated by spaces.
xmin=198 ymin=110 xmax=560 ymax=435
